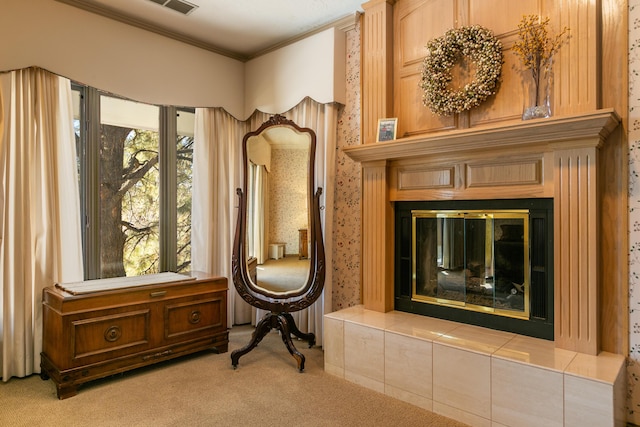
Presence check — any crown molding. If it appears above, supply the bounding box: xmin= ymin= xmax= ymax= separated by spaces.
xmin=56 ymin=0 xmax=359 ymax=62
xmin=247 ymin=13 xmax=359 ymax=60
xmin=56 ymin=0 xmax=248 ymax=61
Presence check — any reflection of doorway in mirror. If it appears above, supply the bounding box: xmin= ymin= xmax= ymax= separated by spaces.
xmin=269 ymin=148 xmax=308 ymax=257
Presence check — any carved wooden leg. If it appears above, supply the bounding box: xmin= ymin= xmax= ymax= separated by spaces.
xmin=281 ymin=312 xmax=316 ymax=348
xmin=214 ymin=343 xmax=229 ymax=354
xmin=232 ymin=312 xmax=312 ymax=372
xmin=56 ymin=384 xmax=78 ymax=400
xmin=275 ymin=314 xmax=305 ymax=372
xmin=231 ymin=313 xmax=273 ymax=369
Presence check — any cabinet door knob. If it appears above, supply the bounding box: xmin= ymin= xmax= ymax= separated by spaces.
xmin=104 ymin=326 xmax=122 ymax=342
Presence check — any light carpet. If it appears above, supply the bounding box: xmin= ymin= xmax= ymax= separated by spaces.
xmin=0 ymin=325 xmax=469 ymax=426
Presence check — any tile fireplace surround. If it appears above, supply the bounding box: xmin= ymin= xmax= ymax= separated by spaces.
xmin=327 ymin=110 xmax=628 ymax=426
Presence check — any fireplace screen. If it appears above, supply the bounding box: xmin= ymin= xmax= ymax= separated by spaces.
xmin=412 ymin=210 xmax=530 ymax=319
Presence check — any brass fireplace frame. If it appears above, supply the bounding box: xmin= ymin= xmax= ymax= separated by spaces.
xmin=411 ymin=209 xmax=530 ymax=320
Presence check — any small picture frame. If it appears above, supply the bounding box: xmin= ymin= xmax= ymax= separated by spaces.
xmin=376 ymin=118 xmax=398 ymax=142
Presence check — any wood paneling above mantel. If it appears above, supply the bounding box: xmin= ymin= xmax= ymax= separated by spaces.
xmin=343 ymin=109 xmax=625 ymax=355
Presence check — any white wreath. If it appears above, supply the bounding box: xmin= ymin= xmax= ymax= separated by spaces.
xmin=420 ymin=25 xmax=503 ymax=116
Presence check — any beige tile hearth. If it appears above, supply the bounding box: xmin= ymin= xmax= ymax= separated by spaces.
xmin=492 ymin=357 xmax=564 ymax=427
xmin=324 ymin=306 xmax=626 ymax=427
xmin=323 ymin=316 xmax=344 ymax=377
xmin=493 ymin=334 xmax=577 ymax=371
xmin=563 ymin=352 xmax=627 ymax=426
xmin=343 ymin=321 xmax=385 ymax=392
xmin=385 ymin=330 xmax=433 ymax=399
xmin=433 ymin=342 xmax=492 ymax=419
xmin=434 ymin=324 xmax=515 ymax=354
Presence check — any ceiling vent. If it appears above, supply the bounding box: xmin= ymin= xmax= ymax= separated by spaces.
xmin=147 ymin=0 xmax=198 ymax=16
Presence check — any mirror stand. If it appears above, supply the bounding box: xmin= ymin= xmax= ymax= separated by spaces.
xmin=230 ymin=115 xmax=325 ymax=372
xmin=231 ymin=312 xmax=315 ymax=372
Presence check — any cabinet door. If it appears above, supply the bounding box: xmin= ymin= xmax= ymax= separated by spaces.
xmin=163 ymin=293 xmax=226 ymax=341
xmin=67 ymin=305 xmax=152 ymax=368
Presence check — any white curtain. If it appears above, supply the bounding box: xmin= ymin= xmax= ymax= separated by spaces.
xmin=192 ymin=98 xmax=337 ymax=345
xmin=192 ymin=108 xmax=251 ymax=325
xmin=249 ymin=164 xmax=269 ymax=264
xmin=0 ymin=67 xmax=83 ymax=381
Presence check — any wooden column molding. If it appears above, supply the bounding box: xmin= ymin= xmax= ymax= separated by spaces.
xmin=361 ymin=160 xmax=394 ymax=312
xmin=361 ymin=0 xmax=395 ymax=144
xmin=553 ymin=144 xmax=600 ymax=355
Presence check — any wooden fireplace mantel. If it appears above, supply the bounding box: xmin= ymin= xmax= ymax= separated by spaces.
xmin=343 ymin=109 xmax=620 ymax=163
xmin=343 ymin=109 xmax=626 ymax=355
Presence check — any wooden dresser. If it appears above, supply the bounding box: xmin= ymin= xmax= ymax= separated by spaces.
xmin=40 ymin=271 xmax=228 ymax=399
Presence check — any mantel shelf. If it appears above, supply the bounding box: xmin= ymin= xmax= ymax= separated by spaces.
xmin=343 ymin=109 xmax=621 ymax=163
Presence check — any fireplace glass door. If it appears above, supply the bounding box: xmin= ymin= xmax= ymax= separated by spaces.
xmin=412 ymin=210 xmax=530 ymax=320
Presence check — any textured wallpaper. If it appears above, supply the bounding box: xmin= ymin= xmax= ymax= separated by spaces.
xmin=269 ymin=148 xmax=308 ymax=255
xmin=628 ymin=2 xmax=640 ymax=423
xmin=331 ymin=21 xmax=362 ymax=311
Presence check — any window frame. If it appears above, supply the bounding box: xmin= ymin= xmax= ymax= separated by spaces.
xmin=73 ymin=83 xmax=193 ymax=280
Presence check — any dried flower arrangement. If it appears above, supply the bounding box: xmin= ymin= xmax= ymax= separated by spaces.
xmin=420 ymin=25 xmax=503 ymax=116
xmin=512 ymin=15 xmax=569 ymax=116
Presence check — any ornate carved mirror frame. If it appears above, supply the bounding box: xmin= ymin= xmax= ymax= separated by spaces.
xmin=231 ymin=114 xmax=325 ymax=371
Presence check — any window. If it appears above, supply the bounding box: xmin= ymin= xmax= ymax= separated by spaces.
xmin=73 ymin=85 xmax=194 ymax=279
xmin=175 ymin=109 xmax=195 ymax=272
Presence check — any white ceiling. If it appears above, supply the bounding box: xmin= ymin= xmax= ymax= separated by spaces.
xmin=57 ymin=0 xmax=363 ymax=60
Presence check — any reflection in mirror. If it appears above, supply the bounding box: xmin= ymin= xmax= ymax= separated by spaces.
xmin=245 ymin=126 xmax=311 ymax=296
xmin=231 ymin=114 xmax=325 ymax=372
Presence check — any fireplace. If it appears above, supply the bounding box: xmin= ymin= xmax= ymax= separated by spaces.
xmin=330 ymin=110 xmax=626 ymax=427
xmin=343 ymin=110 xmax=622 ymax=355
xmin=394 ymin=199 xmax=553 ymax=339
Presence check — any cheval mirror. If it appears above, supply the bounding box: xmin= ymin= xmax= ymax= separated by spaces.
xmin=231 ymin=114 xmax=325 ymax=372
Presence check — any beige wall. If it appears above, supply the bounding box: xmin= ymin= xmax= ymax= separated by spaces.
xmin=0 ymin=1 xmax=349 ymax=120
xmin=245 ymin=28 xmax=347 ymax=117
xmin=0 ymin=0 xmax=245 ymax=117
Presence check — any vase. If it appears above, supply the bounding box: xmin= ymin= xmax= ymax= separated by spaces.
xmin=522 ymin=59 xmax=553 ymax=120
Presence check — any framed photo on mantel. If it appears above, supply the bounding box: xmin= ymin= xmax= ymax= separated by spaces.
xmin=376 ymin=118 xmax=397 ymax=142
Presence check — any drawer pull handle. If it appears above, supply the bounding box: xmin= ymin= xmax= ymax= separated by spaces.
xmin=189 ymin=310 xmax=202 ymax=324
xmin=104 ymin=326 xmax=122 ymax=342
xmin=150 ymin=291 xmax=167 ymax=298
